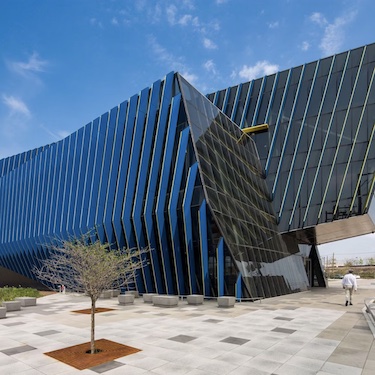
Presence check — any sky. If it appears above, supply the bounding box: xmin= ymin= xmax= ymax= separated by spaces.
xmin=0 ymin=0 xmax=374 ymax=262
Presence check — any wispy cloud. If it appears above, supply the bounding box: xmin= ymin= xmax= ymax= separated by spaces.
xmin=203 ymin=59 xmax=217 ymax=75
xmin=301 ymin=41 xmax=310 ymax=51
xmin=238 ymin=61 xmax=279 ymax=81
xmin=178 ymin=14 xmax=193 ymax=25
xmin=166 ymin=4 xmax=178 ymax=25
xmin=203 ymin=38 xmax=217 ymax=50
xmin=39 ymin=124 xmax=70 ymax=141
xmin=310 ymin=12 xmax=327 ymax=27
xmin=310 ymin=10 xmax=357 ymax=56
xmin=2 ymin=94 xmax=31 ymax=117
xmin=149 ymin=36 xmax=180 ymax=67
xmin=166 ymin=5 xmax=197 ymax=27
xmin=148 ymin=36 xmax=198 ymax=85
xmin=180 ymin=72 xmax=198 ymax=85
xmin=90 ymin=17 xmax=103 ymax=28
xmin=9 ymin=52 xmax=48 ymax=78
xmin=268 ymin=21 xmax=279 ymax=29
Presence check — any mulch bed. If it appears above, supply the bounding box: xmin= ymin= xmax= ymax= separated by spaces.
xmin=45 ymin=339 xmax=141 ymax=370
xmin=71 ymin=307 xmax=115 ymax=314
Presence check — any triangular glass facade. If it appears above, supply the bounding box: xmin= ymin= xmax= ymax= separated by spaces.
xmin=2 ymin=42 xmax=375 ymax=298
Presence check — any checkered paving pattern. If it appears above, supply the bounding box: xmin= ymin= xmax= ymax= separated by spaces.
xmin=0 ymin=279 xmax=375 ymax=374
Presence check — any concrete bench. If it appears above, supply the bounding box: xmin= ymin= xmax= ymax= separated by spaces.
xmin=187 ymin=294 xmax=204 ymax=305
xmin=152 ymin=295 xmax=178 ymax=307
xmin=118 ymin=294 xmax=135 ymax=305
xmin=2 ymin=300 xmax=22 ymax=311
xmin=126 ymin=290 xmax=139 ymax=298
xmin=109 ymin=290 xmax=120 ymax=298
xmin=99 ymin=290 xmax=112 ymax=299
xmin=0 ymin=307 xmax=6 ymax=319
xmin=15 ymin=297 xmax=37 ymax=307
xmin=217 ymin=296 xmax=236 ymax=308
xmin=143 ymin=293 xmax=158 ymax=303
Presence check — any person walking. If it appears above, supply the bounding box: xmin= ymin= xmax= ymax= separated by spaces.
xmin=342 ymin=269 xmax=357 ymax=306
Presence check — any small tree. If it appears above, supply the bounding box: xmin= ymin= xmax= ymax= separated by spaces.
xmin=33 ymin=233 xmax=150 ymax=354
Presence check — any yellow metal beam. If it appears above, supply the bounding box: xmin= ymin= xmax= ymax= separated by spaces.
xmin=242 ymin=123 xmax=269 ymax=134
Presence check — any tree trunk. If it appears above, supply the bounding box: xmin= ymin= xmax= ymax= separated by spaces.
xmin=90 ymin=297 xmax=96 ymax=354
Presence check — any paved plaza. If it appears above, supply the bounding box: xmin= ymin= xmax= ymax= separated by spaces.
xmin=1 ymin=280 xmax=375 ymax=375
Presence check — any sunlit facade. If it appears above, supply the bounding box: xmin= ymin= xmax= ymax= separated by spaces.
xmin=1 ymin=43 xmax=375 ymax=298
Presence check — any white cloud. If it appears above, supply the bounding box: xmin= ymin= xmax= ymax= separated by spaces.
xmin=180 ymin=71 xmax=198 ymax=85
xmin=178 ymin=14 xmax=193 ymax=25
xmin=301 ymin=41 xmax=310 ymax=51
xmin=203 ymin=38 xmax=217 ymax=49
xmin=149 ymin=36 xmax=177 ymax=67
xmin=9 ymin=52 xmax=48 ymax=77
xmin=166 ymin=4 xmax=177 ymax=25
xmin=37 ymin=124 xmax=71 ymax=142
xmin=216 ymin=0 xmax=228 ymax=4
xmin=310 ymin=10 xmax=357 ymax=56
xmin=111 ymin=17 xmax=119 ymax=26
xmin=203 ymin=60 xmax=217 ymax=75
xmin=148 ymin=36 xmax=199 ymax=88
xmin=90 ymin=17 xmax=103 ymax=28
xmin=2 ymin=95 xmax=31 ymax=117
xmin=310 ymin=12 xmax=327 ymax=27
xmin=182 ymin=0 xmax=195 ymax=10
xmin=268 ymin=21 xmax=279 ymax=29
xmin=57 ymin=130 xmax=71 ymax=139
xmin=238 ymin=61 xmax=279 ymax=81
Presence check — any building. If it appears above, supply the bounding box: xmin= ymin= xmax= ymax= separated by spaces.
xmin=1 ymin=43 xmax=374 ymax=299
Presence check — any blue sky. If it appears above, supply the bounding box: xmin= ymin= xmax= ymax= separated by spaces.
xmin=0 ymin=0 xmax=374 ymax=262
xmin=1 ymin=0 xmax=375 ymax=159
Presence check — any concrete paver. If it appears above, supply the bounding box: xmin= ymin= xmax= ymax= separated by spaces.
xmin=0 ymin=279 xmax=374 ymax=374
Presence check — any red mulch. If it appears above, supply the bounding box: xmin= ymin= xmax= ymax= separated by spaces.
xmin=45 ymin=339 xmax=141 ymax=370
xmin=71 ymin=307 xmax=115 ymax=314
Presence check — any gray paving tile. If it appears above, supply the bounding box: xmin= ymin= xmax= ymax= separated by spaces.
xmin=272 ymin=327 xmax=296 ymax=334
xmin=168 ymin=334 xmax=197 ymax=343
xmin=274 ymin=316 xmax=293 ymax=321
xmin=203 ymin=318 xmax=223 ymax=323
xmin=2 ymin=322 xmax=25 ymax=327
xmin=90 ymin=360 xmax=124 ymax=373
xmin=1 ymin=345 xmax=36 ymax=356
xmin=34 ymin=329 xmax=60 ymax=336
xmin=220 ymin=336 xmax=249 ymax=345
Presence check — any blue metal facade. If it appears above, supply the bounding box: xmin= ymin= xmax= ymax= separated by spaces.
xmin=1 ymin=43 xmax=375 ymax=299
xmin=207 ymin=44 xmax=375 ymax=234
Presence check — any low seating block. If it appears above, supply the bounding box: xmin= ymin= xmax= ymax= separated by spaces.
xmin=187 ymin=294 xmax=204 ymax=305
xmin=2 ymin=300 xmax=22 ymax=311
xmin=118 ymin=294 xmax=135 ymax=305
xmin=99 ymin=290 xmax=112 ymax=299
xmin=217 ymin=296 xmax=236 ymax=308
xmin=143 ymin=293 xmax=158 ymax=303
xmin=15 ymin=297 xmax=37 ymax=307
xmin=109 ymin=290 xmax=120 ymax=298
xmin=126 ymin=290 xmax=140 ymax=298
xmin=152 ymin=295 xmax=178 ymax=307
xmin=0 ymin=307 xmax=6 ymax=318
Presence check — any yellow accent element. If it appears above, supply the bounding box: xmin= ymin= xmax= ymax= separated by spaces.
xmin=242 ymin=123 xmax=269 ymax=134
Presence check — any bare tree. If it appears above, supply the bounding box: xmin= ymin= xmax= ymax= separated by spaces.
xmin=33 ymin=233 xmax=151 ymax=354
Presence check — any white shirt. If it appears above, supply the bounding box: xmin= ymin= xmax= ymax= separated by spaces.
xmin=342 ymin=273 xmax=357 ymax=290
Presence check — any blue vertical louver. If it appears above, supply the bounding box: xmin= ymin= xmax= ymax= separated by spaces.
xmin=2 ymin=42 xmax=374 ymax=299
